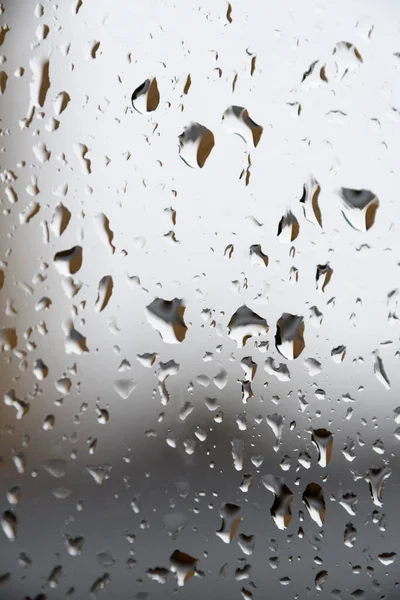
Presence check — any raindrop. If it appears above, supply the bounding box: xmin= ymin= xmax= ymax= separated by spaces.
xmin=264 ymin=357 xmax=291 ymax=381
xmin=54 ymin=246 xmax=82 ymax=275
xmin=344 ymin=522 xmax=357 ymax=547
xmin=302 ymin=483 xmax=326 ymax=526
xmin=222 ymin=106 xmax=263 ymax=148
xmin=261 ymin=475 xmax=293 ymax=530
xmin=178 ymin=122 xmax=215 ymax=168
xmin=216 ymin=503 xmax=242 ymax=543
xmin=315 ymin=570 xmax=328 ymax=591
xmin=86 ymin=464 xmax=112 ymax=485
xmin=378 ymin=552 xmax=396 ymax=566
xmin=311 ymin=429 xmax=334 ymax=467
xmin=0 ymin=328 xmax=17 ymax=352
xmin=1 ymin=510 xmax=17 ymax=542
xmin=238 ymin=534 xmax=255 ymax=556
xmin=300 ymin=176 xmax=322 ymax=227
xmin=228 ymin=305 xmax=268 ymax=347
xmin=372 ymin=351 xmax=390 ymax=390
xmin=365 ymin=465 xmax=391 ymax=507
xmin=316 ymin=264 xmax=333 ymax=292
xmin=95 ymin=276 xmax=113 ymax=312
xmin=338 ymin=188 xmax=379 ymax=231
xmin=249 ymin=244 xmax=268 ymax=267
xmin=146 ymin=298 xmax=188 ymax=343
xmin=169 ymin=550 xmax=198 ymax=587
xmin=277 ymin=211 xmax=299 ymax=242
xmin=50 ymin=203 xmax=71 ymax=237
xmin=275 ymin=313 xmax=305 ymax=360
xmin=42 ymin=458 xmax=68 ymax=478
xmin=132 ymin=78 xmax=160 ymax=114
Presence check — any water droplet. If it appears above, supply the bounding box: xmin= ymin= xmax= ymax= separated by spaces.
xmin=378 ymin=552 xmax=396 ymax=566
xmin=302 ymin=483 xmax=326 ymax=526
xmin=47 ymin=565 xmax=62 ymax=588
xmin=300 ymin=176 xmax=322 ymax=226
xmin=275 ymin=313 xmax=305 ymax=360
xmin=365 ymin=465 xmax=391 ymax=507
xmin=146 ymin=298 xmax=188 ymax=343
xmin=94 ymin=213 xmax=115 ymax=254
xmin=4 ymin=389 xmax=30 ymax=420
xmin=90 ymin=572 xmax=111 ymax=595
xmin=147 ymin=566 xmax=169 ymax=584
xmin=339 ymin=188 xmax=379 ymax=231
xmin=0 ymin=328 xmax=17 ymax=352
xmin=316 ymin=264 xmax=333 ymax=292
xmin=216 ymin=503 xmax=242 ymax=543
xmin=266 ymin=413 xmax=284 ymax=452
xmin=228 ymin=305 xmax=268 ymax=347
xmin=132 ymin=78 xmax=160 ymax=114
xmin=331 ymin=345 xmax=346 ymax=362
xmin=52 ymin=487 xmax=72 ymax=500
xmin=42 ymin=458 xmax=68 ymax=478
xmin=86 ymin=464 xmax=112 ymax=485
xmin=372 ymin=351 xmax=390 ymax=390
xmin=249 ymin=244 xmax=268 ymax=267
xmin=277 ymin=211 xmax=299 ymax=242
xmin=6 ymin=485 xmax=21 ymax=505
xmin=169 ymin=550 xmax=198 ymax=586
xmin=50 ymin=203 xmax=71 ymax=237
xmin=344 ymin=522 xmax=357 ymax=547
xmin=1 ymin=510 xmax=17 ymax=542
xmin=315 ymin=570 xmax=328 ymax=591
xmin=340 ymin=491 xmax=358 ymax=515
xmin=54 ymin=246 xmax=82 ymax=275
xmin=33 ymin=358 xmax=48 ymax=380
xmin=264 ymin=357 xmax=291 ymax=381
xmin=52 ymin=90 xmax=70 ymax=115
xmin=331 ymin=41 xmax=363 ymax=80
xmin=178 ymin=122 xmax=215 ymax=168
xmin=64 ymin=534 xmax=85 ymax=556
xmin=222 ymin=106 xmax=263 ymax=148
xmin=311 ymin=429 xmax=334 ymax=467
xmin=231 ymin=439 xmax=245 ymax=471
xmin=262 ymin=475 xmax=293 ymax=530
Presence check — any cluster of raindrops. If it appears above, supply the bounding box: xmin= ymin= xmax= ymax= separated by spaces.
xmin=0 ymin=0 xmax=399 ymax=599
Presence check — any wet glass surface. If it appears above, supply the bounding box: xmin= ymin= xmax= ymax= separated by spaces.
xmin=0 ymin=0 xmax=400 ymax=598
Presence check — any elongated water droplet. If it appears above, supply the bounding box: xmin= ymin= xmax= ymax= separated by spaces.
xmin=311 ymin=429 xmax=334 ymax=467
xmin=275 ymin=313 xmax=305 ymax=360
xmin=261 ymin=474 xmax=293 ymax=530
xmin=302 ymin=483 xmax=326 ymax=526
xmin=1 ymin=510 xmax=17 ymax=542
xmin=216 ymin=503 xmax=242 ymax=543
